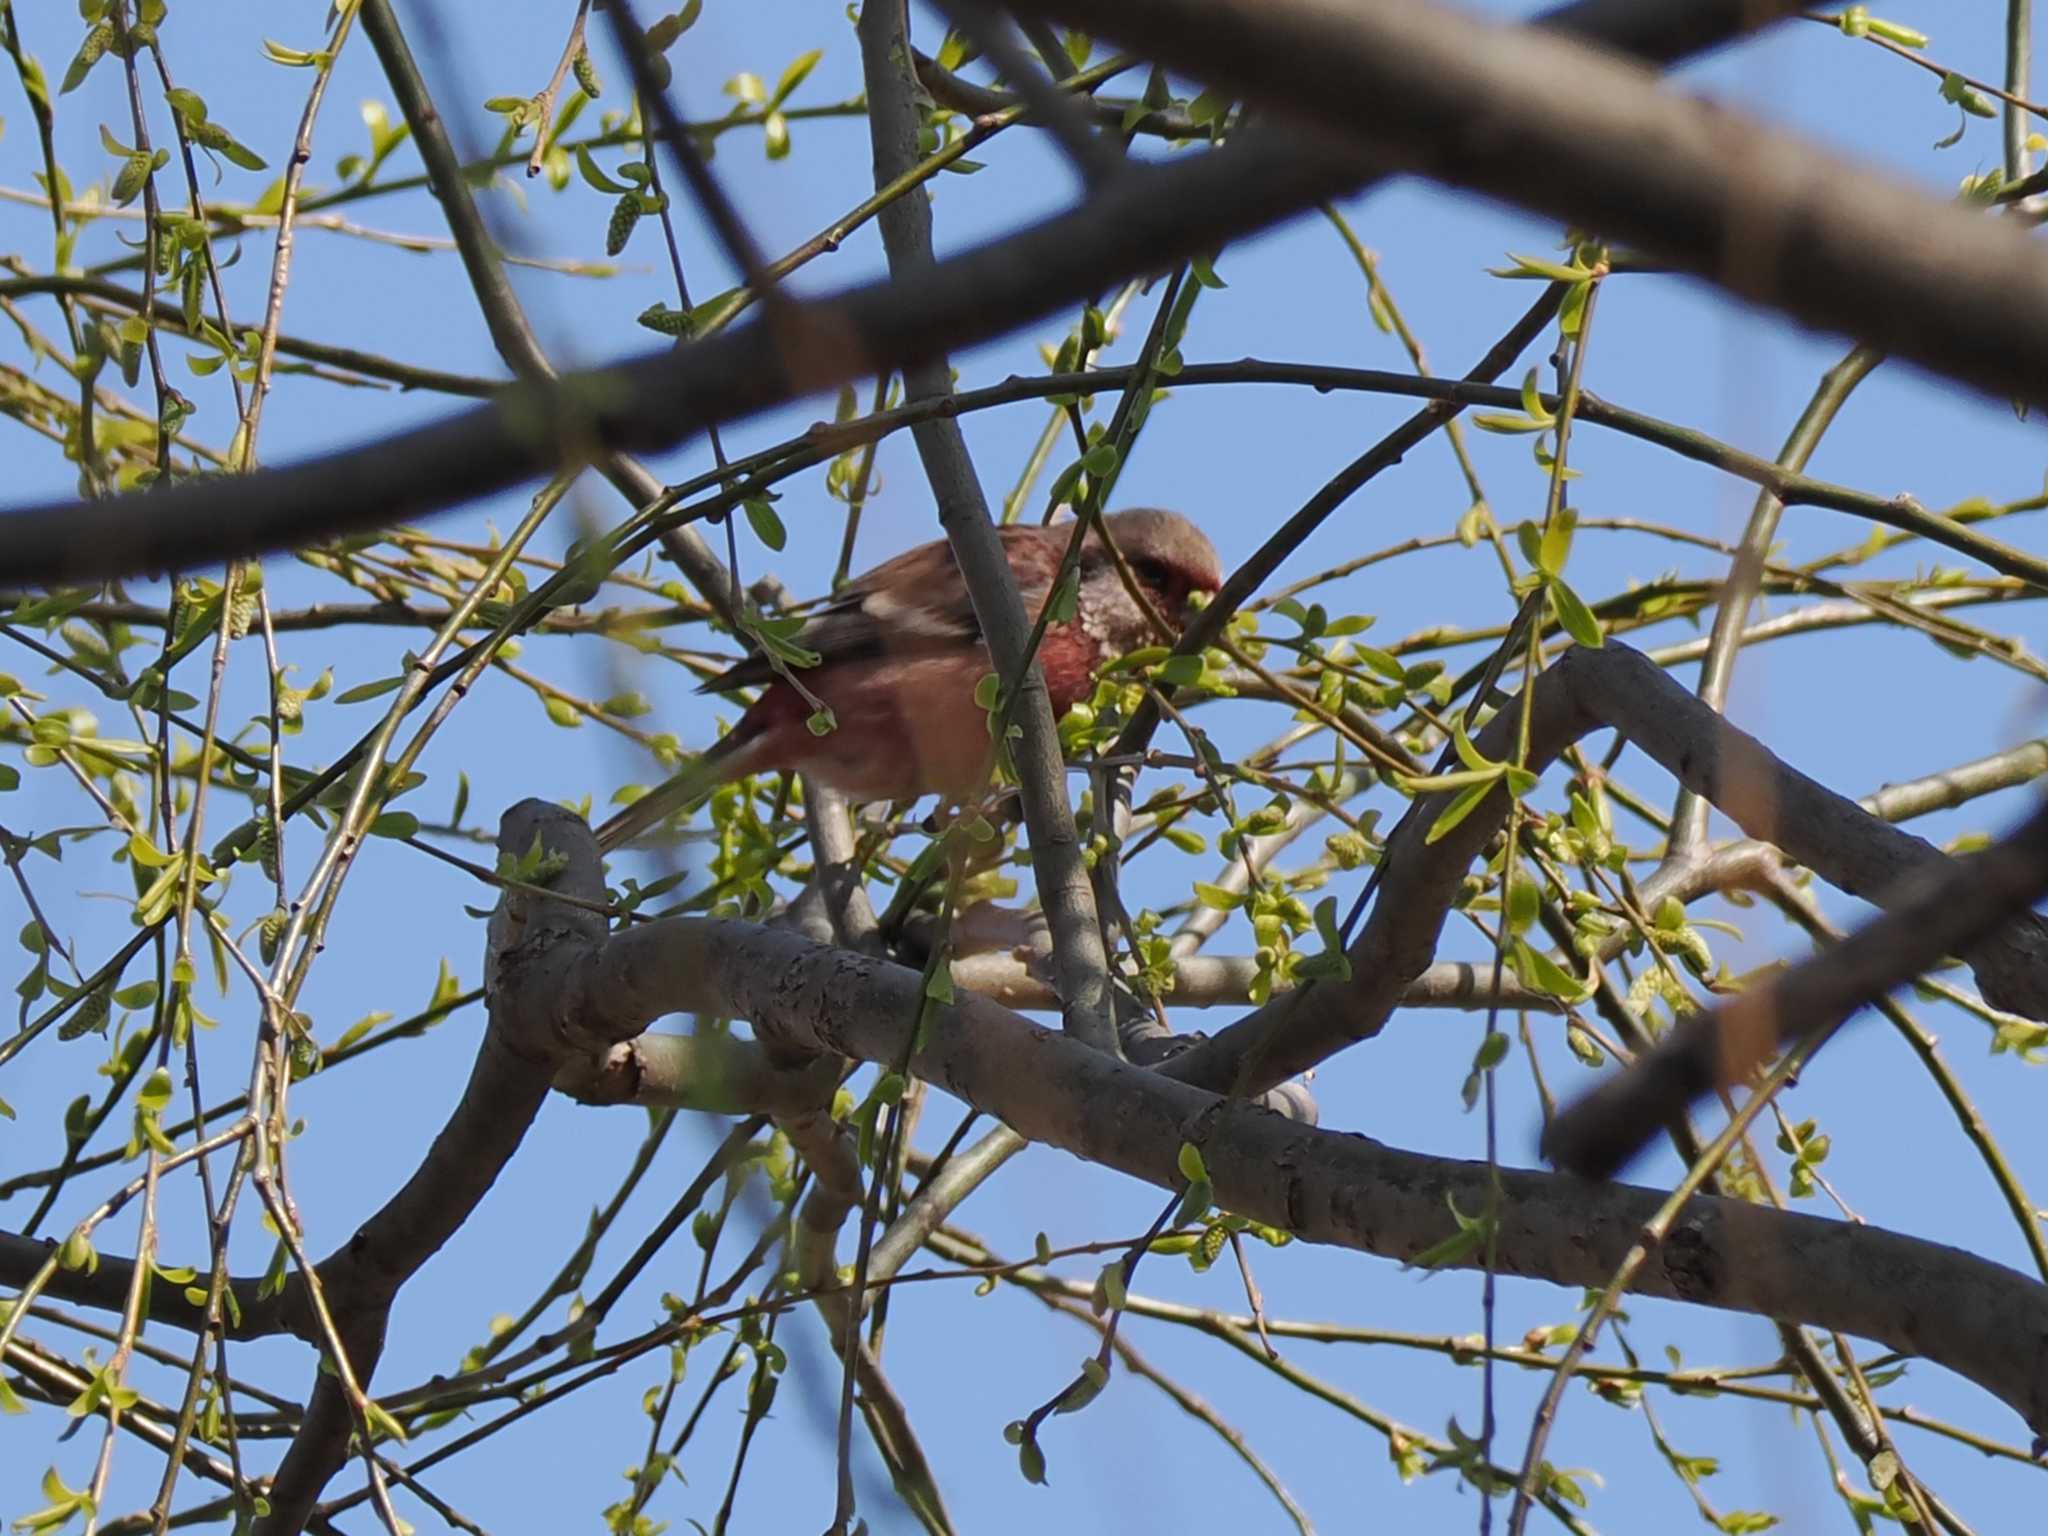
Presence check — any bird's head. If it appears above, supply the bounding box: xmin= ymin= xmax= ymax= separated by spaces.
xmin=1078 ymin=507 xmax=1224 ymax=653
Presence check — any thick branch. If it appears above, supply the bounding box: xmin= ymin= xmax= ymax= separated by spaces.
xmin=253 ymin=801 xmax=657 ymax=1532
xmin=1163 ymin=643 xmax=2048 ymax=1097
xmin=1548 ymin=794 xmax=2048 ymax=1179
xmin=0 ymin=1 xmax=1800 ymax=586
xmin=580 ymin=910 xmax=2048 ymax=1437
xmin=0 ymin=1228 xmax=289 ymax=1341
xmin=1015 ymin=0 xmax=2048 ymax=409
xmin=949 ymin=951 xmax=1565 ymax=1014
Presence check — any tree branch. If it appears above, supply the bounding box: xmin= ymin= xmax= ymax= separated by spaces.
xmin=562 ymin=888 xmax=2048 ymax=1438
xmin=1548 ymin=793 xmax=2048 ymax=1180
xmin=1161 ymin=643 xmax=2048 ymax=1099
xmin=0 ymin=0 xmax=1803 ymax=587
xmin=251 ymin=801 xmax=658 ymax=1533
xmin=1012 ymin=0 xmax=2048 ymax=410
xmin=357 ymin=0 xmax=737 ymax=623
xmin=857 ymin=0 xmax=1117 ymax=1051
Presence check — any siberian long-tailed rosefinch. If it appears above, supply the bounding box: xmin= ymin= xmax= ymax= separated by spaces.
xmin=596 ymin=507 xmax=1223 ymax=849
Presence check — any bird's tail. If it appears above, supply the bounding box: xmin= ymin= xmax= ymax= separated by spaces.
xmin=593 ymin=730 xmax=750 ymax=853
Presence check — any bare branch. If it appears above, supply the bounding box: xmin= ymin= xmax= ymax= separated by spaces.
xmin=250 ymin=800 xmax=659 ymax=1530
xmin=1012 ymin=0 xmax=2048 ymax=408
xmin=0 ymin=0 xmax=1808 ymax=587
xmin=1547 ymin=794 xmax=2048 ymax=1180
xmin=858 ymin=0 xmax=1117 ymax=1051
xmin=569 ymin=903 xmax=2048 ymax=1437
xmin=1163 ymin=643 xmax=2048 ymax=1099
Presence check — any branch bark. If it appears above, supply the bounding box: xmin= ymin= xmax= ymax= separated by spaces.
xmin=248 ymin=801 xmax=662 ymax=1534
xmin=857 ymin=0 xmax=1117 ymax=1051
xmin=1548 ymin=793 xmax=2048 ymax=1179
xmin=16 ymin=787 xmax=2047 ymax=1486
xmin=1012 ymin=0 xmax=2048 ymax=409
xmin=565 ymin=889 xmax=2048 ymax=1438
xmin=0 ymin=0 xmax=1804 ymax=587
xmin=1161 ymin=643 xmax=2048 ymax=1099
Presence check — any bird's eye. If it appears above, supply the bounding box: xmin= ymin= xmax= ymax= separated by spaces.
xmin=1132 ymin=556 xmax=1171 ymax=587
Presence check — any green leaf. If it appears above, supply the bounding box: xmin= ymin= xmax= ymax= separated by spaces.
xmin=1939 ymin=70 xmax=1997 ymax=118
xmin=1056 ymin=1355 xmax=1111 ymax=1415
xmin=1046 ymin=569 xmax=1080 ymax=623
xmin=1512 ymin=938 xmax=1592 ymax=1002
xmin=127 ymin=831 xmax=177 ymax=869
xmin=1506 ymin=872 xmax=1539 ymax=935
xmin=260 ymin=38 xmax=327 ymax=68
xmin=1546 ymin=577 xmax=1605 ymax=648
xmin=165 ymin=87 xmax=208 ymax=125
xmin=1096 ymin=1258 xmax=1127 ymax=1311
xmin=1864 ymin=16 xmax=1928 ymax=48
xmin=361 ymin=1397 xmax=409 ymax=1443
xmin=1558 ymin=277 xmax=1591 ymax=338
xmin=190 ymin=119 xmax=268 ymax=171
xmin=1472 ymin=410 xmax=1553 ymax=436
xmin=334 ymin=675 xmax=403 ymax=705
xmin=1016 ymin=1429 xmax=1047 ymax=1484
xmin=62 ymin=22 xmax=115 ymax=94
xmin=1192 ymin=881 xmax=1244 ymax=911
xmin=575 ymin=144 xmax=634 ymax=195
xmin=1538 ymin=507 xmax=1576 ymax=577
xmin=770 ymin=49 xmax=822 ymax=109
xmin=1425 ymin=778 xmax=1497 ymax=845
xmin=368 ymin=811 xmax=419 ymax=840
xmin=1449 ymin=716 xmax=1497 ymax=775
xmin=1486 ymin=252 xmax=1593 ymax=282
xmin=743 ymin=497 xmax=786 ymax=552
xmin=1403 ymin=1195 xmax=1488 ymax=1273
xmin=136 ymin=1067 xmax=174 ymax=1113
xmin=59 ymin=1228 xmax=97 ymax=1275
xmin=1399 ymin=766 xmax=1499 ymax=798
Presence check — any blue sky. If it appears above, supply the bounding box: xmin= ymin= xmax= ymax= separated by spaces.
xmin=4 ymin=2 xmax=2046 ymax=1532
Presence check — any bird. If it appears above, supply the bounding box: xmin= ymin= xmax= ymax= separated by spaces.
xmin=595 ymin=507 xmax=1223 ymax=850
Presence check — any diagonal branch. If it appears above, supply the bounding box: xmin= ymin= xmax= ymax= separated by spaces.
xmin=499 ymin=816 xmax=2048 ymax=1439
xmin=1161 ymin=642 xmax=2048 ymax=1099
xmin=357 ymin=0 xmax=737 ymax=623
xmin=247 ymin=801 xmax=667 ymax=1533
xmin=1547 ymin=794 xmax=2048 ymax=1180
xmin=0 ymin=0 xmax=1804 ymax=587
xmin=858 ymin=0 xmax=1117 ymax=1051
xmin=1011 ymin=0 xmax=2048 ymax=409
xmin=933 ymin=0 xmax=1123 ymax=185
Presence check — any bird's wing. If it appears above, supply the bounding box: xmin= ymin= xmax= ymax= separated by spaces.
xmin=698 ymin=528 xmax=1057 ymax=694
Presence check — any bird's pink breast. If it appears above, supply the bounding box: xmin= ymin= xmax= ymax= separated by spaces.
xmin=728 ymin=620 xmax=1106 ymax=802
